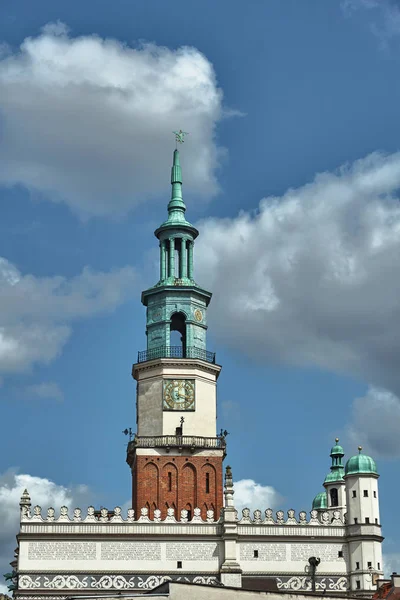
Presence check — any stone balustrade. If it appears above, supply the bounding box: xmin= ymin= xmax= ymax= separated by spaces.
xmin=20 ymin=503 xmax=344 ymax=526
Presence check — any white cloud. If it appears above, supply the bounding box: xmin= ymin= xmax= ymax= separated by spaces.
xmin=196 ymin=151 xmax=400 ymax=396
xmin=0 ymin=24 xmax=227 ymax=218
xmin=22 ymin=381 xmax=64 ymax=402
xmin=0 ymin=470 xmax=91 ymax=592
xmin=233 ymin=479 xmax=282 ymax=513
xmin=383 ymin=552 xmax=400 ymax=577
xmin=0 ymin=257 xmax=136 ymax=376
xmin=342 ymin=0 xmax=400 ymax=48
xmin=347 ymin=387 xmax=400 ymax=458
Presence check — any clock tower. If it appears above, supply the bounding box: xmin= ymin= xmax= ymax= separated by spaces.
xmin=127 ymin=147 xmax=225 ymax=521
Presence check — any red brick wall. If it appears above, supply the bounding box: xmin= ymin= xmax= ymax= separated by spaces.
xmin=131 ymin=454 xmax=223 ymax=520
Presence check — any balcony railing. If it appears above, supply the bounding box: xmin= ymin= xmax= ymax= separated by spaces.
xmin=137 ymin=346 xmax=216 ymax=364
xmin=128 ymin=434 xmax=226 ymax=452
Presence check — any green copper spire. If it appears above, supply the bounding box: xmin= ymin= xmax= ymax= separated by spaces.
xmin=155 ymin=149 xmax=198 ymax=233
xmin=167 ymin=149 xmax=187 ymax=221
xmin=140 ymin=142 xmax=214 ymax=363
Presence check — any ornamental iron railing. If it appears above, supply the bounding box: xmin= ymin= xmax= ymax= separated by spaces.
xmin=137 ymin=346 xmax=216 ymax=364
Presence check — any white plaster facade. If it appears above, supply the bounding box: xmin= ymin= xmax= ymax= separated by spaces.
xmin=12 ymin=465 xmax=383 ymax=600
xmin=135 ymin=359 xmax=221 ymax=438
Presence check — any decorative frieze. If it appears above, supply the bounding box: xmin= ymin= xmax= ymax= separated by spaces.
xmin=18 ymin=574 xmax=219 ymax=591
xmin=276 ymin=575 xmax=349 ymax=592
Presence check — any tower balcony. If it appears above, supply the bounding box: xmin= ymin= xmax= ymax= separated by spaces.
xmin=127 ymin=434 xmax=227 ymax=459
xmin=137 ymin=345 xmax=216 ymax=364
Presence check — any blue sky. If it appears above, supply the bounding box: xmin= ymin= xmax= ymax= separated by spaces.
xmin=1 ymin=0 xmax=400 ymax=586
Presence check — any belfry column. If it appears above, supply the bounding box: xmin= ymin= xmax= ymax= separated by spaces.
xmin=180 ymin=238 xmax=187 ymax=279
xmin=160 ymin=240 xmax=166 ymax=280
xmin=188 ymin=241 xmax=194 ymax=279
xmin=169 ymin=237 xmax=175 ymax=279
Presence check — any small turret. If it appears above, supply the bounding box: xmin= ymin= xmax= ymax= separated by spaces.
xmin=345 ymin=446 xmax=383 ymax=595
xmin=324 ymin=438 xmax=346 ymax=517
xmin=312 ymin=491 xmax=327 ymax=511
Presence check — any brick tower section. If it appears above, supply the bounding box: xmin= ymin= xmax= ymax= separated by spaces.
xmin=131 ymin=454 xmax=224 ymax=520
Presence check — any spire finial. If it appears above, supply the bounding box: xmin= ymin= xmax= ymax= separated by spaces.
xmin=173 ymin=129 xmax=189 ymax=148
xmin=335 ymin=437 xmax=339 ymax=443
xmin=358 ymin=445 xmax=363 ymax=453
xmin=168 ymin=133 xmax=187 ymax=219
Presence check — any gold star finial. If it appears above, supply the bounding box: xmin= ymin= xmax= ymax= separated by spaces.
xmin=173 ymin=130 xmax=189 ymax=147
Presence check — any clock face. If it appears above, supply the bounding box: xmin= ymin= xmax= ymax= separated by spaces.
xmin=163 ymin=379 xmax=195 ymax=411
xmin=194 ymin=309 xmax=203 ymax=322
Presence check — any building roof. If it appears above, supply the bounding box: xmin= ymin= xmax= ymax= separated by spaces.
xmin=345 ymin=446 xmax=378 ymax=476
xmin=324 ymin=438 xmax=345 ymax=486
xmin=324 ymin=468 xmax=345 ymax=484
xmin=312 ymin=491 xmax=327 ymax=510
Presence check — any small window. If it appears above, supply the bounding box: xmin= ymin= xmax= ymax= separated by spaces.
xmin=378 ymin=563 xmax=381 ymax=570
xmin=168 ymin=472 xmax=172 ymax=492
xmin=356 ymin=562 xmax=360 ymax=570
xmin=354 ymin=518 xmax=358 ymax=524
xmin=206 ymin=472 xmax=210 ymax=494
xmin=365 ymin=517 xmax=370 ymax=524
xmin=374 ymin=491 xmax=377 ymax=498
xmin=363 ymin=490 xmax=368 ymax=497
xmin=254 ymin=550 xmax=259 ymax=558
xmin=368 ymin=562 xmax=372 ymax=569
xmin=338 ymin=551 xmax=343 ymax=558
xmin=356 ymin=581 xmax=361 ymax=590
xmin=352 ymin=490 xmax=357 ymax=498
xmin=375 ymin=518 xmax=378 ymax=524
xmin=177 ymin=561 xmax=182 ymax=569
xmin=330 ymin=488 xmax=339 ymax=507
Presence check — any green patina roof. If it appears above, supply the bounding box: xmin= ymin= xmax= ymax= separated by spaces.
xmin=345 ymin=447 xmax=378 ymax=476
xmin=324 ymin=468 xmax=345 ymax=484
xmin=330 ymin=442 xmax=344 ymax=456
xmin=323 ymin=438 xmax=345 ymax=486
xmin=312 ymin=491 xmax=327 ymax=510
xmin=155 ymin=149 xmax=198 ymax=236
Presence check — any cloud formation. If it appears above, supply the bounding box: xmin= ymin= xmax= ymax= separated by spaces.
xmin=0 ymin=470 xmax=91 ymax=592
xmin=342 ymin=0 xmax=400 ymax=48
xmin=0 ymin=257 xmax=136 ymax=376
xmin=196 ymin=151 xmax=400 ymax=395
xmin=347 ymin=387 xmax=400 ymax=458
xmin=383 ymin=553 xmax=400 ymax=577
xmin=22 ymin=381 xmax=64 ymax=402
xmin=0 ymin=24 xmax=225 ymax=217
xmin=233 ymin=479 xmax=282 ymax=514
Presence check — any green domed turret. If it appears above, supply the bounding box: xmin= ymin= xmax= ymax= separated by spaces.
xmin=324 ymin=438 xmax=345 ymax=485
xmin=330 ymin=440 xmax=344 ymax=456
xmin=345 ymin=446 xmax=378 ymax=476
xmin=324 ymin=469 xmax=345 ymax=483
xmin=312 ymin=491 xmax=327 ymax=510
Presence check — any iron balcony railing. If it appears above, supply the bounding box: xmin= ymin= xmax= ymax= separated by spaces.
xmin=137 ymin=346 xmax=216 ymax=364
xmin=129 ymin=434 xmax=226 ymax=452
